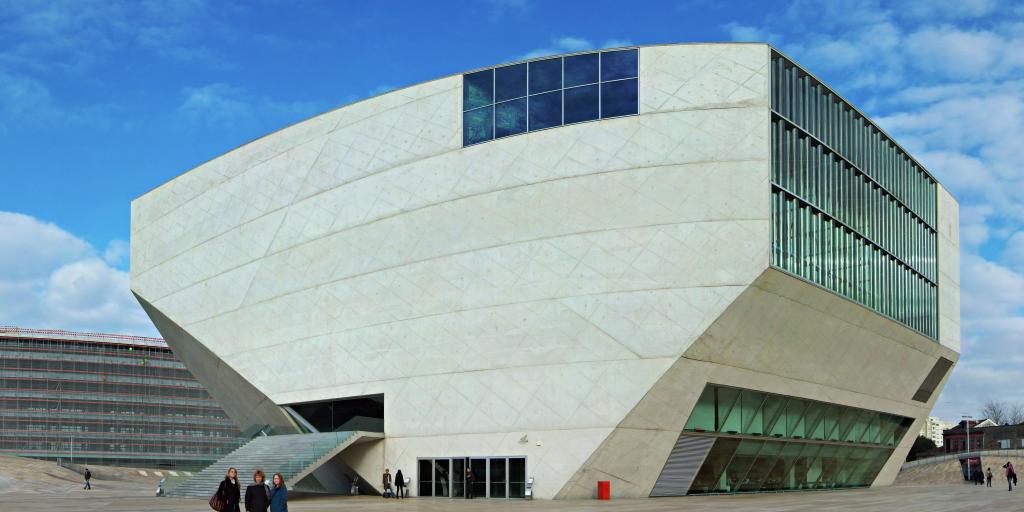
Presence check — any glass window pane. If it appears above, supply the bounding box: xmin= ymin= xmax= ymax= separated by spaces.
xmin=463 ymin=107 xmax=493 ymax=146
xmin=433 ymin=459 xmax=450 ymax=497
xmin=418 ymin=459 xmax=432 ymax=497
xmin=740 ymin=390 xmax=766 ymax=436
xmin=464 ymin=70 xmax=493 ymax=110
xmin=563 ymin=85 xmax=599 ymax=125
xmin=689 ymin=438 xmax=740 ymax=493
xmin=601 ymin=78 xmax=638 ymax=118
xmin=684 ymin=386 xmax=716 ymax=432
xmin=528 ymin=91 xmax=561 ymax=131
xmin=495 ymin=98 xmax=527 ymax=138
xmin=508 ymin=458 xmax=526 ymax=498
xmin=495 ymin=63 xmax=527 ymax=102
xmin=489 ymin=458 xmax=507 ymax=498
xmin=452 ymin=458 xmax=465 ymax=498
xmin=601 ymin=49 xmax=638 ymax=81
xmin=723 ymin=440 xmax=762 ymax=492
xmin=564 ymin=52 xmax=598 ymax=87
xmin=716 ymin=387 xmax=742 ymax=434
xmin=471 ymin=459 xmax=486 ymax=498
xmin=528 ymin=58 xmax=561 ymax=94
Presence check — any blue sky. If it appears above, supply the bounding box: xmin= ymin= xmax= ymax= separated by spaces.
xmin=1 ymin=0 xmax=1021 ymax=421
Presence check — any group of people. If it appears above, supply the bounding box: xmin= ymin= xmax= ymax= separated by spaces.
xmin=213 ymin=467 xmax=288 ymax=512
xmin=973 ymin=461 xmax=1019 ymax=491
xmin=381 ymin=468 xmax=407 ymax=498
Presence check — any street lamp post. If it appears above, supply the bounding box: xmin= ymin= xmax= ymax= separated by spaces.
xmin=963 ymin=414 xmax=973 ymax=482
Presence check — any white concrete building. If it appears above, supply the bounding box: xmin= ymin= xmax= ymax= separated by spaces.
xmin=130 ymin=43 xmax=960 ymax=499
xmin=920 ymin=416 xmax=954 ymax=447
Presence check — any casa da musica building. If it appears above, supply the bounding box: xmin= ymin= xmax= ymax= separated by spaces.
xmin=130 ymin=43 xmax=960 ymax=499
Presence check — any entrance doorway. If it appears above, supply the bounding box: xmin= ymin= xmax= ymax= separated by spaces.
xmin=417 ymin=456 xmax=526 ymax=498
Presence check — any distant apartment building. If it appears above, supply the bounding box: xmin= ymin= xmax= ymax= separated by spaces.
xmin=919 ymin=416 xmax=954 ymax=447
xmin=0 ymin=326 xmax=246 ymax=469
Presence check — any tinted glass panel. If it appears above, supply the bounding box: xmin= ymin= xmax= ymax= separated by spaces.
xmin=418 ymin=459 xmax=432 ymax=497
xmin=601 ymin=78 xmax=638 ymax=118
xmin=528 ymin=58 xmax=561 ymax=94
xmin=495 ymin=63 xmax=527 ymax=102
xmin=508 ymin=458 xmax=526 ymax=498
xmin=495 ymin=99 xmax=527 ymax=138
xmin=463 ymin=107 xmax=493 ymax=145
xmin=564 ymin=53 xmax=598 ymax=87
xmin=601 ymin=49 xmax=638 ymax=81
xmin=489 ymin=458 xmax=506 ymax=498
xmin=464 ymin=69 xmax=493 ymax=110
xmin=528 ymin=91 xmax=561 ymax=130
xmin=563 ymin=85 xmax=598 ymax=124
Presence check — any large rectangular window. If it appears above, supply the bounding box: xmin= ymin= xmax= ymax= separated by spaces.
xmin=769 ymin=52 xmax=939 ymax=339
xmin=677 ymin=384 xmax=913 ymax=495
xmin=462 ymin=48 xmax=639 ymax=146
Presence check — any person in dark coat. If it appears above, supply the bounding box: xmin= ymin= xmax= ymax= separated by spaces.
xmin=245 ymin=469 xmax=271 ymax=512
xmin=83 ymin=468 xmax=91 ymax=490
xmin=216 ymin=467 xmax=242 ymax=512
xmin=394 ymin=469 xmax=406 ymax=499
xmin=1003 ymin=461 xmax=1016 ymax=491
xmin=987 ymin=467 xmax=994 ymax=487
xmin=465 ymin=467 xmax=474 ymax=499
xmin=270 ymin=473 xmax=288 ymax=512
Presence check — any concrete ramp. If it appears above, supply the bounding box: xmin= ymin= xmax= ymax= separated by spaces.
xmin=166 ymin=431 xmax=382 ymax=498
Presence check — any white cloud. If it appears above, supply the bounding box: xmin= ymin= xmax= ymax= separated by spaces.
xmin=1001 ymin=231 xmax=1024 ymax=271
xmin=0 ymin=211 xmax=155 ymax=336
xmin=722 ymin=22 xmax=780 ymax=43
xmin=177 ymin=83 xmax=322 ymax=128
xmin=518 ymin=37 xmax=634 ymax=60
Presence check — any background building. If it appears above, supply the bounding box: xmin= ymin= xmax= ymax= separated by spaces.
xmin=131 ymin=42 xmax=961 ymax=498
xmin=0 ymin=326 xmax=245 ymax=469
xmin=920 ymin=416 xmax=954 ymax=447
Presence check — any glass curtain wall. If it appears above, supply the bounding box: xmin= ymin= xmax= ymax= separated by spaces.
xmin=0 ymin=333 xmax=244 ymax=469
xmin=463 ymin=48 xmax=639 ymax=146
xmin=681 ymin=384 xmax=914 ymax=494
xmin=769 ymin=51 xmax=939 ymax=339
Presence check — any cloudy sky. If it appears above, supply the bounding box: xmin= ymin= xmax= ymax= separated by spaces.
xmin=0 ymin=0 xmax=1020 ymax=420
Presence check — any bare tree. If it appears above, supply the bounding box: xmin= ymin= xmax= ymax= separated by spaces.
xmin=981 ymin=399 xmax=1009 ymax=425
xmin=1010 ymin=403 xmax=1024 ymax=425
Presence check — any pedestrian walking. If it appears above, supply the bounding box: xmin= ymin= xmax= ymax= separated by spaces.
xmin=214 ymin=467 xmax=241 ymax=512
xmin=987 ymin=467 xmax=993 ymax=487
xmin=1003 ymin=461 xmax=1016 ymax=491
xmin=245 ymin=469 xmax=271 ymax=512
xmin=83 ymin=468 xmax=91 ymax=490
xmin=394 ymin=469 xmax=406 ymax=499
xmin=270 ymin=473 xmax=288 ymax=512
xmin=382 ymin=468 xmax=393 ymax=498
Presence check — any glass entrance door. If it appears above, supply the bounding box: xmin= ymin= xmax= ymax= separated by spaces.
xmin=417 ymin=456 xmax=526 ymax=499
xmin=470 ymin=458 xmax=487 ymax=498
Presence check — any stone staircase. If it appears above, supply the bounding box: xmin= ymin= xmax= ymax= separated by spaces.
xmin=166 ymin=431 xmax=380 ymax=499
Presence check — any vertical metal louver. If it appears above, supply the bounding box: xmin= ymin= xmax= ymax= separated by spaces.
xmin=649 ymin=434 xmax=716 ymax=497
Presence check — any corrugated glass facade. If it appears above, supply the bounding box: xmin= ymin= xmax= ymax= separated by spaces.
xmin=682 ymin=384 xmax=913 ymax=494
xmin=0 ymin=327 xmax=245 ymax=469
xmin=770 ymin=51 xmax=939 ymax=338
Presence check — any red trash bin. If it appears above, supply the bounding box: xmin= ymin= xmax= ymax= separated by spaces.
xmin=597 ymin=480 xmax=610 ymax=500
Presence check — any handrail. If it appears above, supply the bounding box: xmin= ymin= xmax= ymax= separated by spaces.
xmin=902 ymin=449 xmax=1024 ymax=469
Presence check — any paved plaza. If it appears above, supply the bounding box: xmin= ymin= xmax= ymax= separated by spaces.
xmin=5 ymin=484 xmax=1023 ymax=512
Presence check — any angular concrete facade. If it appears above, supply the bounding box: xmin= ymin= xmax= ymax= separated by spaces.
xmin=130 ymin=43 xmax=959 ymax=499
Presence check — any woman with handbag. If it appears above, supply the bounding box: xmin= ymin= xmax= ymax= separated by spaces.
xmin=212 ymin=467 xmax=241 ymax=512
